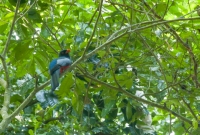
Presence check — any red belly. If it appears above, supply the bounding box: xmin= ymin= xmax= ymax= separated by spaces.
xmin=60 ymin=66 xmax=70 ymax=74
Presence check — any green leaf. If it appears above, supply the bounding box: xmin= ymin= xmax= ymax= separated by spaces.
xmin=71 ymin=95 xmax=84 ymax=115
xmin=34 ymin=54 xmax=48 ymax=75
xmin=26 ymin=58 xmax=36 ymax=75
xmin=1 ymin=0 xmax=200 ymax=134
xmin=125 ymin=78 xmax=133 ymax=89
xmin=40 ymin=24 xmax=51 ymax=38
xmin=28 ymin=129 xmax=34 ymax=135
xmin=8 ymin=0 xmax=27 ymax=6
xmin=0 ymin=23 xmax=8 ymax=34
xmin=74 ymin=30 xmax=85 ymax=45
xmin=12 ymin=40 xmax=33 ymax=61
xmin=155 ymin=2 xmax=167 ymax=15
xmin=101 ymin=100 xmax=116 ymax=118
xmin=15 ymin=62 xmax=27 ymax=77
xmin=38 ymin=1 xmax=49 ymax=11
xmin=192 ymin=119 xmax=198 ymax=130
xmin=4 ymin=12 xmax=15 ymax=20
xmin=27 ymin=9 xmax=42 ymax=23
xmin=11 ymin=93 xmax=23 ymax=103
xmin=56 ymin=72 xmax=74 ymax=98
xmin=191 ymin=128 xmax=200 ymax=135
xmin=75 ymin=78 xmax=86 ymax=95
xmin=21 ymin=24 xmax=29 ymax=36
xmin=169 ymin=2 xmax=183 ymax=16
xmin=126 ymin=103 xmax=132 ymax=121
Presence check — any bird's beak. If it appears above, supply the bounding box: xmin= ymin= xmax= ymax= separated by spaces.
xmin=66 ymin=49 xmax=70 ymax=53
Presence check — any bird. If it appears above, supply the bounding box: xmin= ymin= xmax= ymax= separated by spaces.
xmin=49 ymin=49 xmax=72 ymax=92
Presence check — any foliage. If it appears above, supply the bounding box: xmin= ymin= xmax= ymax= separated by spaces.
xmin=0 ymin=0 xmax=200 ymax=134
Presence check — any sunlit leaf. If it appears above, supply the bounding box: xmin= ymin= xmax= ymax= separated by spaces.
xmin=192 ymin=119 xmax=198 ymax=130
xmin=0 ymin=23 xmax=8 ymax=34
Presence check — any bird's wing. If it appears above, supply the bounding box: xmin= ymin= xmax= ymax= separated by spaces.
xmin=49 ymin=64 xmax=61 ymax=75
xmin=49 ymin=59 xmax=57 ymax=70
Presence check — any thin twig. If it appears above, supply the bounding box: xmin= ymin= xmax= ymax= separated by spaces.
xmin=2 ymin=0 xmax=20 ymax=57
xmin=23 ymin=18 xmax=58 ymax=53
xmin=55 ymin=2 xmax=75 ymax=34
xmin=15 ymin=0 xmax=37 ymax=23
xmin=82 ymin=0 xmax=103 ymax=57
xmin=88 ymin=7 xmax=98 ymax=26
xmin=44 ymin=22 xmax=62 ymax=49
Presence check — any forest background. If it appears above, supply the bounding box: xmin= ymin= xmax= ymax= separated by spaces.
xmin=1 ymin=0 xmax=200 ymax=134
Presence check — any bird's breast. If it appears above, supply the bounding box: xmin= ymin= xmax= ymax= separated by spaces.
xmin=60 ymin=66 xmax=70 ymax=74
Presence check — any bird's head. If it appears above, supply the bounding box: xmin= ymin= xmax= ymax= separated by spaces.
xmin=59 ymin=49 xmax=70 ymax=58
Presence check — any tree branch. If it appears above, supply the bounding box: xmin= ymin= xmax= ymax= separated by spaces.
xmin=0 ymin=58 xmax=10 ymax=119
xmin=9 ymin=81 xmax=50 ymax=119
xmin=0 ymin=0 xmax=21 ymax=132
xmin=0 ymin=56 xmax=10 ymax=119
xmin=78 ymin=67 xmax=192 ymax=125
xmin=15 ymin=0 xmax=37 ymax=23
xmin=0 ymin=0 xmax=21 ymax=117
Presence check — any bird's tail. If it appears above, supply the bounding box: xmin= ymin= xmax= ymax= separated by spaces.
xmin=51 ymin=69 xmax=60 ymax=91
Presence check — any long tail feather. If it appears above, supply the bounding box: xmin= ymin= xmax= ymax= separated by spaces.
xmin=51 ymin=69 xmax=60 ymax=91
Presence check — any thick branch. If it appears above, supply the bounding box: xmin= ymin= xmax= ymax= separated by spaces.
xmin=0 ymin=0 xmax=21 ymax=132
xmin=0 ymin=0 xmax=20 ymax=119
xmin=0 ymin=56 xmax=11 ymax=118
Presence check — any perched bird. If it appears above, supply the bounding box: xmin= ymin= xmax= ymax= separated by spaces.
xmin=49 ymin=49 xmax=72 ymax=92
xmin=36 ymin=49 xmax=72 ymax=109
